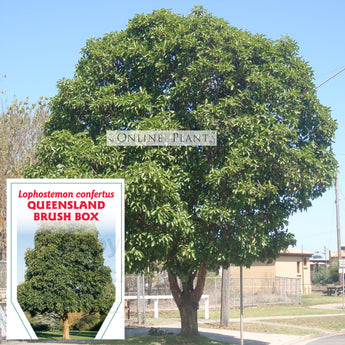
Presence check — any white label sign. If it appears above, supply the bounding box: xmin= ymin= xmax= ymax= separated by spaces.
xmin=339 ymin=259 xmax=345 ymax=268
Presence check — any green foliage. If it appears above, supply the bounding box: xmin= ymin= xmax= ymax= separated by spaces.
xmin=312 ymin=266 xmax=332 ymax=285
xmin=0 ymin=97 xmax=49 ymax=176
xmin=71 ymin=313 xmax=104 ymax=331
xmin=329 ymin=263 xmax=340 ymax=283
xmin=26 ymin=7 xmax=337 ymax=279
xmin=17 ymin=223 xmax=115 ymax=318
xmin=0 ymin=97 xmax=49 ymax=259
xmin=312 ymin=263 xmax=339 ymax=285
xmin=28 ymin=312 xmax=61 ymax=332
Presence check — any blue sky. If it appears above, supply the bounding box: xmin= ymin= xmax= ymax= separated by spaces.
xmin=1 ymin=0 xmax=345 ymax=257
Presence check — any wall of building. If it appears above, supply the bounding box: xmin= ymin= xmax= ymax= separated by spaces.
xmin=226 ymin=252 xmax=312 ymax=294
xmin=229 ymin=261 xmax=276 ymax=279
xmin=276 ymin=255 xmax=311 ymax=293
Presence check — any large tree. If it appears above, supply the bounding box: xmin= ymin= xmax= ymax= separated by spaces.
xmin=25 ymin=7 xmax=337 ymax=335
xmin=17 ymin=223 xmax=115 ymax=339
xmin=0 ymin=97 xmax=49 ymax=260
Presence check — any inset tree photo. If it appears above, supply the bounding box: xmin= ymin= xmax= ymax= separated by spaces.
xmin=17 ymin=222 xmax=115 ymax=340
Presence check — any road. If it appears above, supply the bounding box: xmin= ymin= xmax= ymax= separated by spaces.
xmin=306 ymin=334 xmax=345 ymax=345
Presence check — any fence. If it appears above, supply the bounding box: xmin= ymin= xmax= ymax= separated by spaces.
xmin=126 ymin=294 xmax=210 ymax=319
xmin=125 ymin=274 xmax=301 ymax=320
xmin=204 ymin=276 xmax=301 ymax=310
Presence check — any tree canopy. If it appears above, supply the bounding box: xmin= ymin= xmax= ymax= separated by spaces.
xmin=17 ymin=223 xmax=115 ymax=339
xmin=25 ymin=7 xmax=337 ymax=335
xmin=0 ymin=97 xmax=49 ymax=260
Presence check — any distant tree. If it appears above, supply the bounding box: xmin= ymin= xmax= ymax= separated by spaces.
xmin=312 ymin=266 xmax=330 ymax=285
xmin=17 ymin=223 xmax=115 ymax=340
xmin=25 ymin=7 xmax=337 ymax=335
xmin=0 ymin=97 xmax=49 ymax=259
xmin=329 ymin=262 xmax=340 ymax=283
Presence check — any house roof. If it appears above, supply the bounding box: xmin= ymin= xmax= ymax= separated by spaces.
xmin=279 ymin=247 xmax=313 ymax=257
xmin=329 ymin=249 xmax=345 ymax=259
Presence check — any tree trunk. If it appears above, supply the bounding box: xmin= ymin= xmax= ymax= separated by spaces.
xmin=61 ymin=312 xmax=70 ymax=340
xmin=178 ymin=290 xmax=199 ymax=335
xmin=168 ymin=262 xmax=207 ymax=336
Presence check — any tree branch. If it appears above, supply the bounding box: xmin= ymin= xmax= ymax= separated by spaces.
xmin=168 ymin=271 xmax=182 ymax=306
xmin=193 ymin=262 xmax=207 ymax=301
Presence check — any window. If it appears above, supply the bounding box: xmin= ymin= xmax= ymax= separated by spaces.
xmin=297 ymin=261 xmax=300 ymax=274
xmin=304 ymin=258 xmax=307 ymax=266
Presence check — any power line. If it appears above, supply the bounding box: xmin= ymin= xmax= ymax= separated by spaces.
xmin=316 ymin=66 xmax=345 ymax=89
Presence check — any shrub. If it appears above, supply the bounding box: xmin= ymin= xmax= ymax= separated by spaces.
xmin=72 ymin=313 xmax=104 ymax=331
xmin=312 ymin=264 xmax=339 ymax=285
xmin=29 ymin=312 xmax=61 ymax=332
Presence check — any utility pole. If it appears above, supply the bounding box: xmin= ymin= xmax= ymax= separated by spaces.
xmin=316 ymin=67 xmax=345 ymax=286
xmin=335 ymin=175 xmax=343 ymax=284
xmin=240 ymin=265 xmax=244 ymax=345
xmin=137 ymin=274 xmax=142 ymax=325
xmin=220 ymin=267 xmax=230 ymax=327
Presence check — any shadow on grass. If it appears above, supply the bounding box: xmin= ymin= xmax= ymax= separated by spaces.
xmin=124 ymin=327 xmax=269 ymax=345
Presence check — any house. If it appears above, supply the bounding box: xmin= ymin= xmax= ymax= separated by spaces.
xmin=229 ymin=247 xmax=313 ymax=294
xmin=329 ymin=245 xmax=345 ymax=262
xmin=310 ymin=256 xmax=330 ymax=281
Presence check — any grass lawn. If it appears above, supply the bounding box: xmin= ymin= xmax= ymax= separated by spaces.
xmin=146 ymin=293 xmax=345 ymax=337
xmin=203 ymin=321 xmax=319 ymax=336
xmin=302 ymin=293 xmax=345 ymax=307
xmin=152 ymin=294 xmax=345 ymax=322
xmin=36 ymin=330 xmax=97 ymax=339
xmin=37 ymin=293 xmax=345 ymax=342
xmin=199 ymin=294 xmax=345 ymax=336
xmin=266 ymin=315 xmax=345 ymax=332
xmin=207 ymin=294 xmax=345 ymax=319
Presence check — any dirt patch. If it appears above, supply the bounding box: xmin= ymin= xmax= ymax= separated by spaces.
xmin=310 ymin=303 xmax=345 ymax=310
